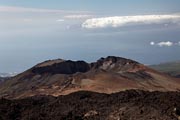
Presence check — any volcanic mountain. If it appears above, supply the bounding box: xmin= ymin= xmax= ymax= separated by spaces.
xmin=0 ymin=56 xmax=180 ymax=99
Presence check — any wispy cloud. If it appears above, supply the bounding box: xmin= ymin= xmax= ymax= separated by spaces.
xmin=64 ymin=15 xmax=93 ymax=19
xmin=56 ymin=19 xmax=65 ymax=22
xmin=82 ymin=14 xmax=180 ymax=29
xmin=56 ymin=15 xmax=93 ymax=23
xmin=0 ymin=6 xmax=89 ymax=14
xmin=150 ymin=41 xmax=180 ymax=47
xmin=150 ymin=42 xmax=155 ymax=46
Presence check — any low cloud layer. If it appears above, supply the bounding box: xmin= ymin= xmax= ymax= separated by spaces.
xmin=82 ymin=14 xmax=180 ymax=29
xmin=150 ymin=41 xmax=180 ymax=47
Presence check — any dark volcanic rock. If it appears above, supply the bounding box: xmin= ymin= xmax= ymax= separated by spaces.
xmin=0 ymin=77 xmax=10 ymax=83
xmin=91 ymin=56 xmax=138 ymax=67
xmin=175 ymin=75 xmax=180 ymax=78
xmin=0 ymin=90 xmax=180 ymax=120
xmin=32 ymin=60 xmax=90 ymax=75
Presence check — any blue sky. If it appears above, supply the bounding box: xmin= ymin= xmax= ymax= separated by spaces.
xmin=0 ymin=0 xmax=180 ymax=73
xmin=1 ymin=0 xmax=180 ymax=14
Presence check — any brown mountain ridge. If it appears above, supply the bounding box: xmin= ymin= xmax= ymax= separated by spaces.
xmin=0 ymin=56 xmax=180 ymax=99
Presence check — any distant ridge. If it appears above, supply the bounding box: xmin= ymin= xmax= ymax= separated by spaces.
xmin=150 ymin=60 xmax=180 ymax=78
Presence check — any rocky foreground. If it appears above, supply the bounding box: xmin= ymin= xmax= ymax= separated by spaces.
xmin=0 ymin=90 xmax=180 ymax=120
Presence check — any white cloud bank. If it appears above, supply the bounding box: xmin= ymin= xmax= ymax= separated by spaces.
xmin=150 ymin=41 xmax=180 ymax=47
xmin=82 ymin=14 xmax=180 ymax=29
xmin=157 ymin=41 xmax=173 ymax=47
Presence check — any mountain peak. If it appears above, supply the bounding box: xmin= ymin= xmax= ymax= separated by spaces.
xmin=31 ymin=56 xmax=143 ymax=75
xmin=91 ymin=56 xmax=143 ymax=72
xmin=36 ymin=59 xmax=65 ymax=67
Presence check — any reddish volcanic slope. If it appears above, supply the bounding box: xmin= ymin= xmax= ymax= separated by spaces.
xmin=0 ymin=56 xmax=180 ymax=99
